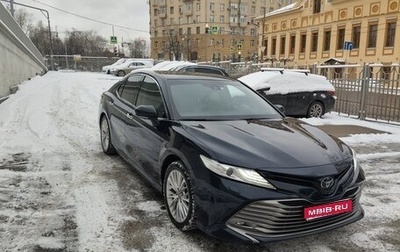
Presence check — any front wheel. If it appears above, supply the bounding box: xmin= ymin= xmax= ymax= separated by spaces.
xmin=163 ymin=161 xmax=197 ymax=231
xmin=307 ymin=101 xmax=324 ymax=118
xmin=117 ymin=70 xmax=125 ymax=77
xmin=100 ymin=116 xmax=116 ymax=155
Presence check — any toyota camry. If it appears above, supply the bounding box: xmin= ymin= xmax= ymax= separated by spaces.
xmin=98 ymin=69 xmax=365 ymax=244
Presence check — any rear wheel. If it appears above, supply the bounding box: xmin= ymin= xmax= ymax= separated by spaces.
xmin=307 ymin=101 xmax=324 ymax=118
xmin=163 ymin=161 xmax=197 ymax=231
xmin=100 ymin=116 xmax=116 ymax=154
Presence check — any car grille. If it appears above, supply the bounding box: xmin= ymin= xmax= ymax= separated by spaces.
xmin=226 ymin=186 xmax=362 ymax=240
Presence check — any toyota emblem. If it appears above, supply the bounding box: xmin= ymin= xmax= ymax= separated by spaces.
xmin=320 ymin=176 xmax=335 ymax=189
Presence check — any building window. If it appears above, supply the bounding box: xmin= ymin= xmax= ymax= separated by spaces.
xmin=313 ymin=0 xmax=321 ymax=14
xmin=187 ymin=27 xmax=191 ymax=35
xmin=352 ymin=26 xmax=360 ymax=49
xmin=210 ymin=3 xmax=215 ymax=11
xmin=196 ymin=15 xmax=200 ymax=23
xmin=251 ymin=6 xmax=256 ymax=15
xmin=324 ymin=30 xmax=331 ymax=51
xmin=196 ymin=26 xmax=200 ymax=34
xmin=260 ymin=7 xmax=266 ymax=15
xmin=337 ymin=28 xmax=345 ymax=50
xmin=368 ymin=24 xmax=378 ymax=48
xmin=272 ymin=37 xmax=277 ymax=56
xmin=154 ymin=9 xmax=158 ymax=16
xmin=220 ymin=15 xmax=224 ymax=23
xmin=290 ymin=35 xmax=296 ymax=54
xmin=220 ymin=3 xmax=225 ymax=12
xmin=240 ymin=16 xmax=246 ymax=24
xmin=170 ymin=18 xmax=174 ymax=25
xmin=250 ymin=28 xmax=256 ymax=36
xmin=250 ymin=40 xmax=255 ymax=47
xmin=385 ymin=21 xmax=396 ymax=47
xmin=187 ymin=16 xmax=192 ymax=23
xmin=300 ymin=33 xmax=306 ymax=53
xmin=264 ymin=39 xmax=268 ymax=56
xmin=280 ymin=36 xmax=286 ymax=55
xmin=170 ymin=7 xmax=174 ymax=14
xmin=196 ymin=3 xmax=201 ymax=11
xmin=311 ymin=31 xmax=318 ymax=52
xmin=210 ymin=15 xmax=215 ymax=22
xmin=179 ymin=28 xmax=183 ymax=35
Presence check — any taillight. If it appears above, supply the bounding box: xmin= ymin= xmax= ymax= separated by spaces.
xmin=327 ymin=90 xmax=336 ymax=96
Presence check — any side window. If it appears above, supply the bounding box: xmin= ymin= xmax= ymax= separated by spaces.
xmin=119 ymin=75 xmax=143 ymax=104
xmin=195 ymin=67 xmax=222 ymax=76
xmin=136 ymin=77 xmax=166 ymax=118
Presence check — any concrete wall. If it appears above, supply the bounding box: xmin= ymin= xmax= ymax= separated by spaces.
xmin=0 ymin=4 xmax=47 ymax=99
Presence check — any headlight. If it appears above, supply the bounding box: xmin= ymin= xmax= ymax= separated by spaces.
xmin=350 ymin=148 xmax=360 ymax=178
xmin=200 ymin=155 xmax=276 ymax=190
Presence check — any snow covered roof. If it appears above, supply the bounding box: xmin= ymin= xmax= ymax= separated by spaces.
xmin=151 ymin=61 xmax=196 ymax=71
xmin=255 ymin=1 xmax=303 ymax=20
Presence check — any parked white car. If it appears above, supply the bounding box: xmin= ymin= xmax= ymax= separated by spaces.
xmin=102 ymin=58 xmax=133 ymax=74
xmin=111 ymin=60 xmax=153 ymax=76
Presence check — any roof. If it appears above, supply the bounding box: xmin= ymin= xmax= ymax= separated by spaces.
xmin=255 ymin=1 xmax=303 ymax=20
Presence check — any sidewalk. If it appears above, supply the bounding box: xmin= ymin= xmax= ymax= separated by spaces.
xmin=316 ymin=125 xmax=388 ymax=138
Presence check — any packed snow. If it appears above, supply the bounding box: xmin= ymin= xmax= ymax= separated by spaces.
xmin=239 ymin=70 xmax=335 ymax=94
xmin=0 ymin=71 xmax=399 ymax=252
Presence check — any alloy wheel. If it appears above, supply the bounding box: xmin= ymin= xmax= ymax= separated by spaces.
xmin=166 ymin=169 xmax=190 ymax=223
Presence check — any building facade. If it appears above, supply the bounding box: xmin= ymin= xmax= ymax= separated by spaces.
xmin=149 ymin=0 xmax=295 ymax=62
xmin=256 ymin=0 xmax=400 ymax=68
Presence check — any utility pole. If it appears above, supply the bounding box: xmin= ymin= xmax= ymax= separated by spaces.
xmin=9 ymin=0 xmax=14 ymax=16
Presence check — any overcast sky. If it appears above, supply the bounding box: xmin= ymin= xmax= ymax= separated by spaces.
xmin=6 ymin=0 xmax=150 ymax=42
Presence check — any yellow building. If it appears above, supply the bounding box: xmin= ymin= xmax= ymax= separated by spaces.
xmin=149 ymin=0 xmax=295 ymax=62
xmin=256 ymin=0 xmax=400 ymax=67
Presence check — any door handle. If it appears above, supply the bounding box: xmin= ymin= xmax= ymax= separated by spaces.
xmin=126 ymin=113 xmax=133 ymax=120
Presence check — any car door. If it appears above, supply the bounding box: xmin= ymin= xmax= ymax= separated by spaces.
xmin=124 ymin=75 xmax=167 ymax=184
xmin=109 ymin=74 xmax=143 ymax=155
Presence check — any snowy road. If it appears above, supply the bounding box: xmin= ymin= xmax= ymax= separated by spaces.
xmin=0 ymin=71 xmax=399 ymax=252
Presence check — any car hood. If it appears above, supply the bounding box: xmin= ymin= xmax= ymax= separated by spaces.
xmin=181 ymin=118 xmax=352 ymax=171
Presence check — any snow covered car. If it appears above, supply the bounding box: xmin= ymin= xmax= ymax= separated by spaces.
xmin=99 ymin=69 xmax=365 ymax=244
xmin=239 ymin=69 xmax=336 ymax=117
xmin=101 ymin=58 xmax=133 ymax=74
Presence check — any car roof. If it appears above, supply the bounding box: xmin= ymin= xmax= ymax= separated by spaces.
xmin=239 ymin=70 xmax=335 ymax=94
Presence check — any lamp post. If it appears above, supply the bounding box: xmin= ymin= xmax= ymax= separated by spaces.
xmin=205 ymin=23 xmax=209 ymax=62
xmin=2 ymin=0 xmax=54 ymax=70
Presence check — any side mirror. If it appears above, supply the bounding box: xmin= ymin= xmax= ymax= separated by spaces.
xmin=135 ymin=105 xmax=158 ymax=118
xmin=274 ymin=104 xmax=285 ymax=115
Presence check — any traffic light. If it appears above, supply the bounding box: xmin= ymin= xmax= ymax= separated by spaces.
xmin=113 ymin=47 xmax=118 ymax=56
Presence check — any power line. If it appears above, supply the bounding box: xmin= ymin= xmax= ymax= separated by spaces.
xmin=28 ymin=0 xmax=148 ymax=34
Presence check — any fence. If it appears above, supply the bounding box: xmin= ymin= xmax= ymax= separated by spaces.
xmin=315 ymin=64 xmax=400 ymax=123
xmin=47 ymin=55 xmax=121 ymax=72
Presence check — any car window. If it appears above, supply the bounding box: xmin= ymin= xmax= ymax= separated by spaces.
xmin=194 ymin=67 xmax=223 ymax=76
xmin=119 ymin=75 xmax=142 ymax=104
xmin=169 ymin=79 xmax=281 ymax=120
xmin=136 ymin=76 xmax=166 ymax=118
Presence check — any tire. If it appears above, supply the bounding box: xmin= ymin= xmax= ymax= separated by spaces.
xmin=307 ymin=101 xmax=324 ymax=118
xmin=117 ymin=70 xmax=125 ymax=77
xmin=100 ymin=116 xmax=116 ymax=155
xmin=163 ymin=161 xmax=197 ymax=231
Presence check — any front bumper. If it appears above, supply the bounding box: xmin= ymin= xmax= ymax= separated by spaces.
xmin=192 ymin=168 xmax=364 ymax=244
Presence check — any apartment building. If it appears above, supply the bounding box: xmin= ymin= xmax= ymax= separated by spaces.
xmin=256 ymin=0 xmax=400 ymax=67
xmin=149 ymin=0 xmax=295 ymax=62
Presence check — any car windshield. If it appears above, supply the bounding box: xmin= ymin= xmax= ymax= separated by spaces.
xmin=168 ymin=79 xmax=282 ymax=120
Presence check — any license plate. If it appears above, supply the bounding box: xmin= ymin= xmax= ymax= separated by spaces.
xmin=304 ymin=199 xmax=352 ymax=221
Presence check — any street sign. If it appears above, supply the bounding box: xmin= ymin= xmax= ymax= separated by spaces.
xmin=344 ymin=41 xmax=353 ymax=50
xmin=210 ymin=26 xmax=219 ymax=34
xmin=110 ymin=36 xmax=118 ymax=44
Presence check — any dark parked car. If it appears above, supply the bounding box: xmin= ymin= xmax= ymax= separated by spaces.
xmin=99 ymin=70 xmax=364 ymax=244
xmin=239 ymin=70 xmax=336 ymax=117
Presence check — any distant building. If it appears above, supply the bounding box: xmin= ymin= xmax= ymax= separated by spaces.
xmin=148 ymin=0 xmax=295 ymax=62
xmin=256 ymin=0 xmax=400 ymax=68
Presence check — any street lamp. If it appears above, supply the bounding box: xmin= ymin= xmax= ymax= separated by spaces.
xmin=205 ymin=23 xmax=209 ymax=62
xmin=2 ymin=0 xmax=54 ymax=70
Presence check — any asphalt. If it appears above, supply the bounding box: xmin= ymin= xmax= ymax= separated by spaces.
xmin=315 ymin=124 xmax=389 ymax=138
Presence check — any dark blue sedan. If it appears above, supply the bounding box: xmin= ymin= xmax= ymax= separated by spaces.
xmin=98 ymin=70 xmax=365 ymax=244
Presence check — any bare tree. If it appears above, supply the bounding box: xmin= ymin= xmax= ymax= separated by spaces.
xmin=129 ymin=38 xmax=149 ymax=58
xmin=14 ymin=8 xmax=34 ymax=34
